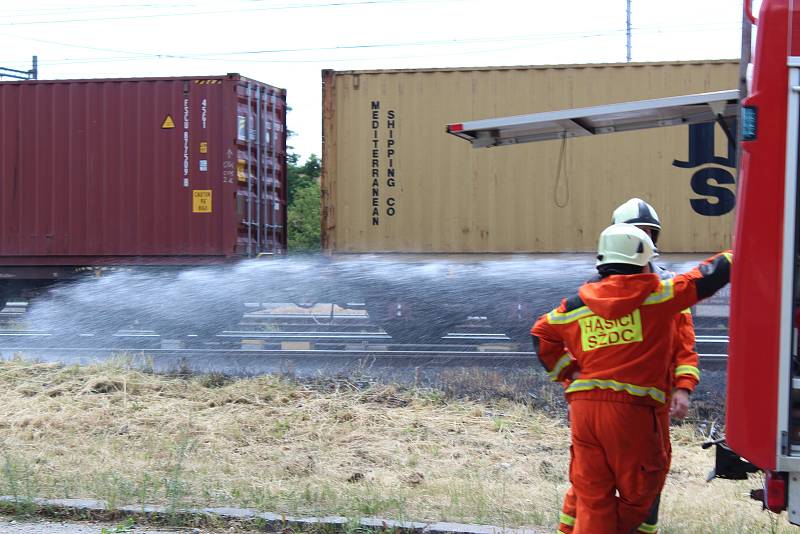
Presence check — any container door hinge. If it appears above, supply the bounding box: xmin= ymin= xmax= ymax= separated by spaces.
xmin=783 ymin=431 xmax=790 ymax=456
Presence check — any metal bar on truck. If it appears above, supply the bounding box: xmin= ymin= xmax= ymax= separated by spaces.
xmin=446 ymin=90 xmax=740 ymax=148
xmin=779 ymin=69 xmax=800 ymax=467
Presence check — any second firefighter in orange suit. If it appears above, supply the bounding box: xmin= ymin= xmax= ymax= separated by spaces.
xmin=558 ymin=198 xmax=701 ymax=534
xmin=532 ymin=224 xmax=731 ymax=534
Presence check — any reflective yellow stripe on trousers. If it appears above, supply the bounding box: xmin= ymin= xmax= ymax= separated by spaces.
xmin=565 ymin=378 xmax=666 ymax=404
xmin=637 ymin=521 xmax=658 ymax=533
xmin=558 ymin=512 xmax=575 ymax=526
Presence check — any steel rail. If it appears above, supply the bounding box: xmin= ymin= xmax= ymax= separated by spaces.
xmin=0 ymin=346 xmax=728 ymax=362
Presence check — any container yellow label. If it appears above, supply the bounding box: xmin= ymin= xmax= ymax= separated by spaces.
xmin=161 ymin=115 xmax=175 ymax=129
xmin=579 ymin=309 xmax=642 ymax=351
xmin=237 ymin=159 xmax=247 ymax=182
xmin=192 ymin=190 xmax=212 ymax=213
xmin=199 ymin=142 xmax=208 ymax=154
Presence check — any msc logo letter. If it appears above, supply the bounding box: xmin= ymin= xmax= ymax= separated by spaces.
xmin=673 ymin=122 xmax=737 ymax=217
xmin=689 ymin=167 xmax=736 ymax=216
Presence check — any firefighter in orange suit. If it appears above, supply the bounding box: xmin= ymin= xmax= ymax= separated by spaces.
xmin=558 ymin=198 xmax=701 ymax=534
xmin=531 ymin=224 xmax=731 ymax=534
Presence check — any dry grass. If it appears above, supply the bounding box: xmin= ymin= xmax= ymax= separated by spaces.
xmin=0 ymin=356 xmax=792 ymax=532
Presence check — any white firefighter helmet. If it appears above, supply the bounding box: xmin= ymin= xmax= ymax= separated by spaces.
xmin=611 ymin=198 xmax=661 ymax=230
xmin=596 ymin=223 xmax=657 ymax=267
xmin=612 ymin=198 xmax=662 ymax=245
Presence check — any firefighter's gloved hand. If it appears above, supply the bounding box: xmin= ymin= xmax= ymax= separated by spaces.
xmin=670 ymin=388 xmax=691 ymax=420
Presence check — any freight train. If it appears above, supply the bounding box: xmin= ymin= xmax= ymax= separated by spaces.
xmin=321 ymin=61 xmax=738 ymax=254
xmin=0 ymin=70 xmax=730 ymax=346
xmin=446 ymin=0 xmax=800 ymax=522
xmin=317 ymin=61 xmax=737 ymax=344
xmin=0 ymin=72 xmax=575 ymax=344
xmin=0 ymin=73 xmax=288 ymax=270
xmin=0 ymin=74 xmax=288 ymax=330
xmin=318 ymin=60 xmax=738 ymax=344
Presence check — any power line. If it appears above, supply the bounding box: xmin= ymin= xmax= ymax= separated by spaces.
xmin=0 ymin=55 xmax=37 ymax=79
xmin=0 ymin=21 xmax=740 ymax=65
xmin=0 ymin=23 xmax=740 ymax=70
xmin=0 ymin=33 xmax=161 ymax=56
xmin=0 ymin=0 xmax=466 ymax=26
xmin=1 ymin=3 xmax=190 ymax=15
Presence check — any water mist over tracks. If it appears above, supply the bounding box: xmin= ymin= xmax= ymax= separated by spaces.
xmin=0 ymin=254 xmax=728 ymax=379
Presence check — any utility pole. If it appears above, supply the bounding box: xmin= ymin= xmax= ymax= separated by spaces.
xmin=0 ymin=56 xmax=38 ymax=80
xmin=626 ymin=0 xmax=632 ymax=62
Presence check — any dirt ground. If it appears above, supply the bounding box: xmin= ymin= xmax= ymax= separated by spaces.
xmin=0 ymin=357 xmax=791 ymax=533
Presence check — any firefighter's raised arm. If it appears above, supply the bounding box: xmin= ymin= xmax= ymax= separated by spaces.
xmin=657 ymin=251 xmax=733 ymax=315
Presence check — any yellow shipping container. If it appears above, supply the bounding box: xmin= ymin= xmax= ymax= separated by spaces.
xmin=322 ymin=60 xmax=739 ymax=253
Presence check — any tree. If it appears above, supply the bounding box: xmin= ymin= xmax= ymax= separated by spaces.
xmin=286 ymin=152 xmax=321 ymax=251
xmin=287 ymin=181 xmax=320 ymax=251
xmin=287 ymin=153 xmax=320 ymax=205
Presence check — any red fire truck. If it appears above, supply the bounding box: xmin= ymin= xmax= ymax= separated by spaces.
xmin=447 ymin=0 xmax=800 ymax=521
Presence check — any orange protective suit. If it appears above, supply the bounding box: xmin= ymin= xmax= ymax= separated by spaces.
xmin=558 ymin=268 xmax=700 ymax=534
xmin=532 ymin=252 xmax=731 ymax=534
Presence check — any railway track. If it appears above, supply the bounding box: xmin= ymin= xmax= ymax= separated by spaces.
xmin=0 ymin=297 xmax=729 ymax=373
xmin=0 ymin=343 xmax=728 ymax=374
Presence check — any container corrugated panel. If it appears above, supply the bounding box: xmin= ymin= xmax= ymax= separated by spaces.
xmin=322 ymin=60 xmax=739 ymax=253
xmin=0 ymin=74 xmax=287 ymax=266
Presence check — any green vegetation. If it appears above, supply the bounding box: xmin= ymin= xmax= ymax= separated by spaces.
xmin=287 ymin=153 xmax=321 ymax=251
xmin=100 ymin=517 xmax=135 ymax=533
xmin=0 ymin=357 xmax=794 ymax=533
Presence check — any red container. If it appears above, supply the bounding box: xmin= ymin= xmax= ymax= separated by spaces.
xmin=0 ymin=74 xmax=287 ymax=274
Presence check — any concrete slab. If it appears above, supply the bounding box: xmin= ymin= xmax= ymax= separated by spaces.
xmin=0 ymin=496 xmax=551 ymax=534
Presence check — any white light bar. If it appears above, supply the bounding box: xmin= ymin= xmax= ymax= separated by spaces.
xmin=446 ymin=90 xmax=739 ymax=148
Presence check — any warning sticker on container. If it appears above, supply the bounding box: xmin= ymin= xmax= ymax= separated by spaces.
xmin=237 ymin=159 xmax=247 ymax=182
xmin=161 ymin=115 xmax=175 ymax=129
xmin=199 ymin=142 xmax=208 ymax=154
xmin=192 ymin=190 xmax=212 ymax=213
xmin=199 ymin=160 xmax=208 ymax=172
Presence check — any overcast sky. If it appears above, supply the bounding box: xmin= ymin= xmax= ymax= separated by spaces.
xmin=0 ymin=0 xmax=744 ymax=161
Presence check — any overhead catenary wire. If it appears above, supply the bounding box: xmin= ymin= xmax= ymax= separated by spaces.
xmin=0 ymin=0 xmax=471 ymax=26
xmin=2 ymin=0 xmax=451 ymax=14
xmin=1 ymin=28 xmax=640 ymax=61
xmin=1 ymin=1 xmax=193 ymax=14
xmin=0 ymin=22 xmax=740 ymax=69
